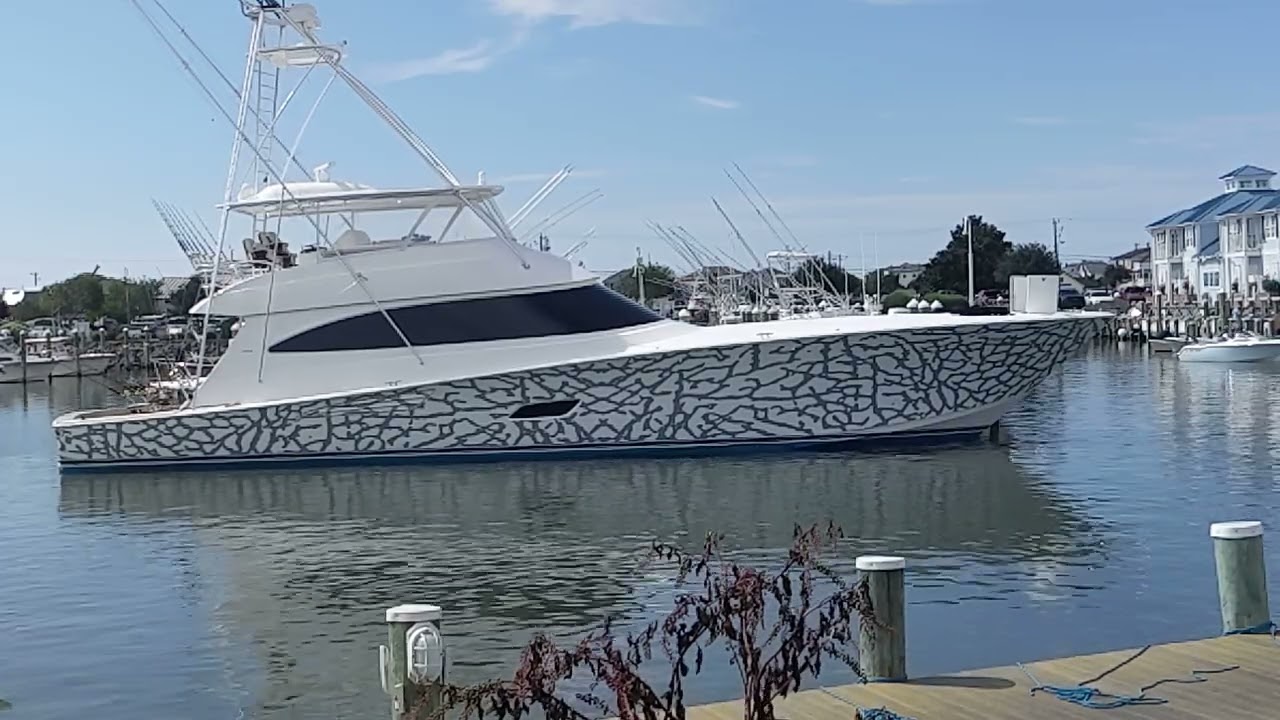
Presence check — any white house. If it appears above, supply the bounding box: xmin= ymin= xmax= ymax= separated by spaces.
xmin=1110 ymin=246 xmax=1152 ymax=287
xmin=883 ymin=263 xmax=924 ymax=287
xmin=1148 ymin=165 xmax=1280 ymax=300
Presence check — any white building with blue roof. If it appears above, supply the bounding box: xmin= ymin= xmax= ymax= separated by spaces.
xmin=1148 ymin=165 xmax=1280 ymax=300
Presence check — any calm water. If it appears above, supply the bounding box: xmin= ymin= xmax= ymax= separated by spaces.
xmin=3 ymin=343 xmax=1280 ymax=719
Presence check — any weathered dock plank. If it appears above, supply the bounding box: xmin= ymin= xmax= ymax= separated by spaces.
xmin=686 ymin=635 xmax=1279 ymax=719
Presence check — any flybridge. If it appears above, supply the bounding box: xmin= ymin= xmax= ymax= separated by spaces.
xmin=130 ymin=0 xmax=559 ymax=388
xmin=220 ymin=181 xmax=507 ymax=218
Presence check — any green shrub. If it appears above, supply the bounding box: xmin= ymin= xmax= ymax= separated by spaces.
xmin=923 ymin=292 xmax=970 ymax=312
xmin=881 ymin=289 xmax=915 ymax=310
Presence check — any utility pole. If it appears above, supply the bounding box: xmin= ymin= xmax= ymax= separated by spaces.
xmin=859 ymin=231 xmax=868 ymax=307
xmin=634 ymin=247 xmax=646 ymax=306
xmin=1052 ymin=217 xmax=1061 ymax=270
xmin=835 ymin=252 xmax=849 ymax=300
xmin=966 ymin=216 xmax=975 ymax=305
xmin=30 ymin=272 xmax=38 ymax=288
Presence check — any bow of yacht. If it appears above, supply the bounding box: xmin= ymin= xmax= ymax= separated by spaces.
xmin=53 ymin=1 xmax=1107 ymax=471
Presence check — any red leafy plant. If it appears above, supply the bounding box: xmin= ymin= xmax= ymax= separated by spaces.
xmin=427 ymin=522 xmax=876 ymax=720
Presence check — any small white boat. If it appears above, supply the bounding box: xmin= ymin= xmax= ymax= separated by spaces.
xmin=1148 ymin=336 xmax=1192 ymax=353
xmin=0 ymin=336 xmax=116 ymax=383
xmin=1176 ymin=333 xmax=1280 ymax=363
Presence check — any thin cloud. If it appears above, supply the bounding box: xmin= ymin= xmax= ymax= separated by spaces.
xmin=374 ymin=1 xmax=680 ymax=81
xmin=692 ymin=95 xmax=740 ymax=110
xmin=369 ymin=26 xmax=533 ymax=83
xmin=370 ymin=41 xmax=499 ymax=82
xmin=1133 ymin=112 xmax=1280 ymax=150
xmin=486 ymin=0 xmax=695 ymax=28
xmin=1013 ymin=115 xmax=1069 ymax=127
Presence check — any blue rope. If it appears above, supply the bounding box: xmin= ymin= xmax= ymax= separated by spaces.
xmin=1016 ymin=645 xmax=1240 ymax=711
xmin=1016 ymin=663 xmax=1167 ymax=710
xmin=855 ymin=707 xmax=917 ymax=720
xmin=817 ymin=686 xmax=917 ymax=720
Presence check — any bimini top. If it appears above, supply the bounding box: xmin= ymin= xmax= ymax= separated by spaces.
xmin=220 ymin=180 xmax=504 ymax=218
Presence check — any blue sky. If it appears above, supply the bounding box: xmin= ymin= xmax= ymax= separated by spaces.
xmin=5 ymin=0 xmax=1280 ymax=289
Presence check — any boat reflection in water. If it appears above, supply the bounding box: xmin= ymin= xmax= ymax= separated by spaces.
xmin=59 ymin=448 xmax=1099 ymax=718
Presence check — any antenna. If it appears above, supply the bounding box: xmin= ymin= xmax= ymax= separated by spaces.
xmin=510 ymin=166 xmax=573 ymax=229
xmin=518 ymin=189 xmax=603 ymax=241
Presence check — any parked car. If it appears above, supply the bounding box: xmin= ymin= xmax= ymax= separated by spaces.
xmin=24 ymin=317 xmax=60 ymax=338
xmin=1058 ymin=286 xmax=1086 ymax=310
xmin=125 ymin=314 xmax=167 ymax=339
xmin=163 ymin=317 xmax=189 ymax=339
xmin=975 ymin=288 xmax=1008 ymax=306
xmin=1084 ymin=288 xmax=1112 ymax=306
xmin=1117 ymin=286 xmax=1148 ymax=302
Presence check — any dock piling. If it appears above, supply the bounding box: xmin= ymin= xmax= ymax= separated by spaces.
xmin=382 ymin=603 xmax=445 ymax=720
xmin=856 ymin=555 xmax=907 ymax=682
xmin=1210 ymin=521 xmax=1271 ymax=634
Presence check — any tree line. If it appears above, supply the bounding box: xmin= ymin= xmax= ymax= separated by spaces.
xmin=0 ymin=272 xmax=201 ymax=325
xmin=610 ymin=215 xmax=1140 ymax=307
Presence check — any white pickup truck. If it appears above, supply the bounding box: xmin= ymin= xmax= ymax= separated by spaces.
xmin=1084 ymin=289 xmax=1113 ymax=306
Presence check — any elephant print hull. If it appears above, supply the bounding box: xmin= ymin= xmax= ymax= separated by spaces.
xmin=54 ymin=317 xmax=1102 ymax=471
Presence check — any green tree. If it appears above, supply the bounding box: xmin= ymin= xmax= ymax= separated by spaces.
xmin=864 ymin=269 xmax=902 ymax=295
xmin=11 ymin=288 xmax=52 ymax=321
xmin=1263 ymin=278 xmax=1280 ymax=297
xmin=912 ymin=215 xmax=1012 ymax=294
xmin=611 ymin=262 xmax=676 ymax=302
xmin=0 ymin=298 xmax=8 ymax=320
xmin=995 ymin=243 xmax=1060 ymax=286
xmin=798 ymin=257 xmax=863 ymax=299
xmin=1103 ymin=264 xmax=1133 ymax=289
xmin=40 ymin=272 xmax=105 ymax=317
xmin=101 ymin=278 xmax=159 ymax=322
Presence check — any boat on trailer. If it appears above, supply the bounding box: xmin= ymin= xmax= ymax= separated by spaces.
xmin=53 ymin=1 xmax=1106 ymax=472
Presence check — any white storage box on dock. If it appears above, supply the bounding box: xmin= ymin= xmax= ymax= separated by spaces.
xmin=1010 ymin=274 xmax=1058 ymax=314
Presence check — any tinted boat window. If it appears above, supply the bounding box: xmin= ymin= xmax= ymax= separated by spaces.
xmin=269 ymin=284 xmax=662 ymax=352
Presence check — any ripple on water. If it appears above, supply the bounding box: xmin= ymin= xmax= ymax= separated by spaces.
xmin=3 ymin=346 xmax=1280 ymax=718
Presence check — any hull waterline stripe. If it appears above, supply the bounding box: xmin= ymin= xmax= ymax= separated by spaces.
xmin=58 ymin=426 xmax=992 ymax=474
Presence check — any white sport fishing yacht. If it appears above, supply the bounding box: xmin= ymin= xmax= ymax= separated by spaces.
xmin=53 ymin=1 xmax=1105 ymax=471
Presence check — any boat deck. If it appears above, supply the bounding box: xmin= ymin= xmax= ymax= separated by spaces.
xmin=685 ymin=635 xmax=1279 ymax=719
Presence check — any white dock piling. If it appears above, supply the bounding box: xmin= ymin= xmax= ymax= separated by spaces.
xmin=382 ymin=604 xmax=445 ymax=720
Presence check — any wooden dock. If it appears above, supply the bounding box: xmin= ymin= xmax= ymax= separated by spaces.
xmin=686 ymin=635 xmax=1279 ymax=719
xmin=380 ymin=523 xmax=1274 ymax=720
